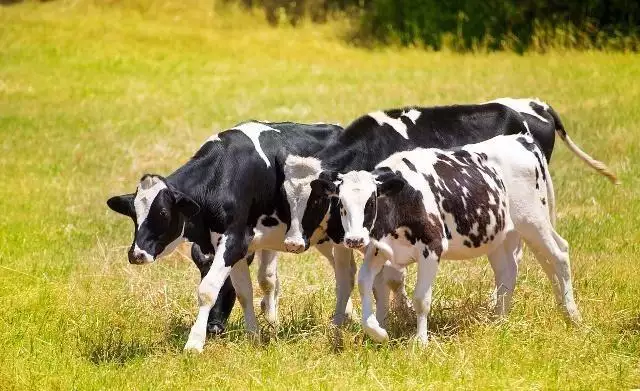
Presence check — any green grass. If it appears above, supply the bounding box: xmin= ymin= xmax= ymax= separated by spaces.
xmin=1 ymin=1 xmax=640 ymax=389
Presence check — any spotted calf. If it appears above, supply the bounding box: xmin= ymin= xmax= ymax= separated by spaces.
xmin=319 ymin=134 xmax=583 ymax=344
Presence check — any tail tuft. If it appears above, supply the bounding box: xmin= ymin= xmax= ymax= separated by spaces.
xmin=547 ymin=105 xmax=619 ymax=185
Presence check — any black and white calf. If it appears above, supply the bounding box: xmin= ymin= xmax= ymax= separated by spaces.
xmin=107 ymin=121 xmax=352 ymax=353
xmin=330 ymin=134 xmax=582 ymax=344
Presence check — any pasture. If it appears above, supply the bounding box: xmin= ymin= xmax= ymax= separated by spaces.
xmin=1 ymin=1 xmax=640 ymax=389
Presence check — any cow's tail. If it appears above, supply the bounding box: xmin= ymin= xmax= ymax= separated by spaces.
xmin=543 ymin=156 xmax=557 ymax=227
xmin=547 ymin=106 xmax=619 ymax=184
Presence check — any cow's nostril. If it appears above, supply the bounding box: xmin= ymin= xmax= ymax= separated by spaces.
xmin=345 ymin=237 xmax=365 ymax=249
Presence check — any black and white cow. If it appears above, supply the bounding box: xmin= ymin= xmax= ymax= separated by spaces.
xmin=281 ymin=98 xmax=616 ymax=327
xmin=107 ymin=121 xmax=357 ymax=353
xmin=326 ymin=134 xmax=583 ymax=344
xmin=283 ymin=98 xmax=617 ymax=256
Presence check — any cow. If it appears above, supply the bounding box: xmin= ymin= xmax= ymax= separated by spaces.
xmin=106 ymin=121 xmax=373 ymax=353
xmin=283 ymin=98 xmax=617 ymax=256
xmin=281 ymin=98 xmax=617 ymax=327
xmin=322 ymin=134 xmax=585 ymax=344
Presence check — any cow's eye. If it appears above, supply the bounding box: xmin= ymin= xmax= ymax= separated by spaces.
xmin=160 ymin=208 xmax=169 ymax=218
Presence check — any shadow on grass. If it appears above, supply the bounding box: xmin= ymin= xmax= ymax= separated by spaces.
xmin=164 ymin=293 xmax=331 ymax=350
xmin=164 ymin=290 xmax=494 ymax=353
xmin=383 ymin=293 xmax=492 ymax=344
xmin=618 ymin=313 xmax=640 ymax=334
xmin=78 ymin=327 xmax=155 ymax=365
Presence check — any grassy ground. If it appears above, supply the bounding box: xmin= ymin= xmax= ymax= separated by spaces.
xmin=1 ymin=1 xmax=640 ymax=389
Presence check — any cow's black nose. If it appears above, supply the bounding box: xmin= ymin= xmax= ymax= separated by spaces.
xmin=128 ymin=249 xmax=146 ymax=264
xmin=345 ymin=238 xmax=365 ymax=249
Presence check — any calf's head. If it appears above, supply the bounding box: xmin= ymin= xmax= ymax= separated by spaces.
xmin=107 ymin=175 xmax=200 ymax=264
xmin=282 ymin=156 xmax=332 ymax=253
xmin=315 ymin=170 xmax=405 ymax=249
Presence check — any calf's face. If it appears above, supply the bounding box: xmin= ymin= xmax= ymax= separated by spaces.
xmin=319 ymin=170 xmax=405 ymax=249
xmin=282 ymin=156 xmax=329 ymax=253
xmin=107 ymin=175 xmax=200 ymax=264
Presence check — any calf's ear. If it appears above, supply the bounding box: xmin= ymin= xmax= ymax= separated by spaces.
xmin=310 ymin=178 xmax=338 ymax=196
xmin=172 ymin=189 xmax=201 ymax=218
xmin=107 ymin=194 xmax=135 ymax=218
xmin=376 ymin=175 xmax=406 ymax=197
xmin=319 ymin=170 xmax=339 ymax=183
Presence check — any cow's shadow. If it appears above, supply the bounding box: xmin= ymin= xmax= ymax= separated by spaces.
xmin=166 ymin=294 xmax=492 ymax=351
xmin=79 ymin=327 xmax=154 ymax=365
xmin=166 ymin=294 xmax=331 ymax=349
xmin=376 ymin=295 xmax=492 ymax=346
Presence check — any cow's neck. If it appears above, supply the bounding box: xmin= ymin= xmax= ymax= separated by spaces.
xmin=318 ymin=133 xmax=405 ymax=172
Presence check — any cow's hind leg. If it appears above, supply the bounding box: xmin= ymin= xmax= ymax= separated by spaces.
xmin=488 ymin=231 xmax=520 ymax=317
xmin=521 ymin=226 xmax=581 ymax=324
xmin=258 ymin=250 xmax=279 ymax=326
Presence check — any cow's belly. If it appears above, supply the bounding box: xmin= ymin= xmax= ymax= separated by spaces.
xmin=250 ymin=214 xmax=288 ymax=252
xmin=442 ymin=219 xmax=512 ymax=260
xmin=442 ymin=233 xmax=505 ymax=260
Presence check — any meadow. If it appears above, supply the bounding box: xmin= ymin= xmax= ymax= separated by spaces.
xmin=1 ymin=1 xmax=640 ymax=389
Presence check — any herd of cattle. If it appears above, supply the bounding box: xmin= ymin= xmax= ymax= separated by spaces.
xmin=107 ymin=98 xmax=617 ymax=352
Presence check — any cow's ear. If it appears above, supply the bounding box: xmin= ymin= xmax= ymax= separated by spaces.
xmin=376 ymin=174 xmax=406 ymax=197
xmin=319 ymin=170 xmax=339 ymax=183
xmin=107 ymin=194 xmax=135 ymax=218
xmin=311 ymin=178 xmax=338 ymax=197
xmin=172 ymin=189 xmax=200 ymax=218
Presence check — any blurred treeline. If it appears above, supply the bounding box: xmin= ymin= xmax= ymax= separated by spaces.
xmin=227 ymin=0 xmax=640 ymax=51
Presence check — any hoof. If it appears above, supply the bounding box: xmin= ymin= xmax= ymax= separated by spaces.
xmin=363 ymin=316 xmax=389 ymax=343
xmin=183 ymin=339 xmax=205 ymax=353
xmin=567 ymin=310 xmax=583 ymax=326
xmin=412 ymin=334 xmax=429 ymax=347
xmin=207 ymin=321 xmax=225 ymax=335
xmin=261 ymin=299 xmax=278 ymax=326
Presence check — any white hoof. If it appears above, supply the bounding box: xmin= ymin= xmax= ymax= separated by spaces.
xmin=261 ymin=299 xmax=278 ymax=326
xmin=567 ymin=308 xmax=583 ymax=325
xmin=183 ymin=338 xmax=205 ymax=353
xmin=345 ymin=299 xmax=356 ymax=319
xmin=363 ymin=316 xmax=389 ymax=343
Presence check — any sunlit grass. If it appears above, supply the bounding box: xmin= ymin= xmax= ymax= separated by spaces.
xmin=1 ymin=1 xmax=639 ymax=389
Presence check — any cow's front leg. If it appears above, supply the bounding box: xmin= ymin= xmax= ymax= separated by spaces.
xmin=358 ymin=245 xmax=388 ymax=342
xmin=414 ymin=247 xmax=440 ymax=346
xmin=185 ymin=233 xmax=251 ymax=352
xmin=258 ymin=250 xmax=279 ymax=326
xmin=184 ymin=235 xmax=233 ymax=353
xmin=331 ymin=245 xmax=357 ymax=326
xmin=230 ymin=258 xmax=259 ymax=339
xmin=191 ymin=244 xmax=236 ymax=335
xmin=373 ymin=269 xmax=391 ymax=327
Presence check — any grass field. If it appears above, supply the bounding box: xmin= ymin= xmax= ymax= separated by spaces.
xmin=1 ymin=1 xmax=640 ymax=389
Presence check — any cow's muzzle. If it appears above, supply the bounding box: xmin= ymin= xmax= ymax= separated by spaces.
xmin=344 ymin=235 xmax=368 ymax=250
xmin=283 ymin=237 xmax=307 ymax=254
xmin=128 ymin=245 xmax=155 ymax=264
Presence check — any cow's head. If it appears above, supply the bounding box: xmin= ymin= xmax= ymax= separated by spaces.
xmin=107 ymin=175 xmax=200 ymax=264
xmin=327 ymin=170 xmax=406 ymax=249
xmin=282 ymin=155 xmax=334 ymax=253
